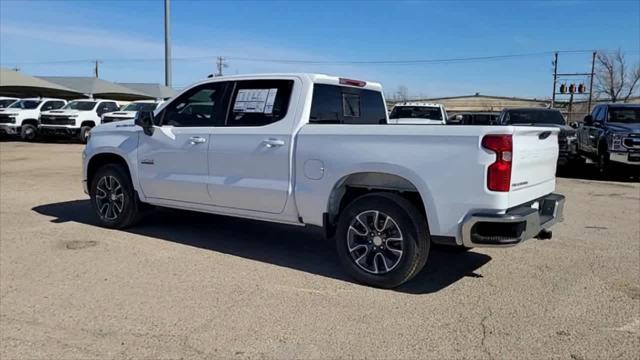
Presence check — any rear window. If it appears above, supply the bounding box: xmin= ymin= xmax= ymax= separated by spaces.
xmin=506 ymin=110 xmax=565 ymax=125
xmin=389 ymin=106 xmax=443 ymax=120
xmin=310 ymin=84 xmax=387 ymax=124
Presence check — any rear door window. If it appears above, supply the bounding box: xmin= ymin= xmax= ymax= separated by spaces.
xmin=310 ymin=84 xmax=387 ymax=124
xmin=225 ymin=80 xmax=294 ymax=127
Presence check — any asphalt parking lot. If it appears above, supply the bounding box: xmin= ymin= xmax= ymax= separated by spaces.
xmin=1 ymin=141 xmax=639 ymax=359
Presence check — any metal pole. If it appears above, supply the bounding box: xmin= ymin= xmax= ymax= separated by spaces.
xmin=94 ymin=60 xmax=99 ymax=78
xmin=164 ymin=0 xmax=172 ymax=87
xmin=587 ymin=51 xmax=596 ymax=113
xmin=551 ymin=52 xmax=558 ymax=108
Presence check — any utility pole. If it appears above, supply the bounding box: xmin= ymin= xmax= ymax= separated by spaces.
xmin=94 ymin=60 xmax=101 ymax=78
xmin=587 ymin=51 xmax=596 ymax=113
xmin=164 ymin=0 xmax=172 ymax=87
xmin=215 ymin=56 xmax=227 ymax=77
xmin=551 ymin=52 xmax=558 ymax=108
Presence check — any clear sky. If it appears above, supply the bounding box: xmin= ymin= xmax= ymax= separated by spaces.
xmin=1 ymin=0 xmax=638 ymax=99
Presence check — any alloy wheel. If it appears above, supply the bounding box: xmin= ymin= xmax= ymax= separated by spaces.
xmin=95 ymin=176 xmax=125 ymax=220
xmin=347 ymin=210 xmax=404 ymax=274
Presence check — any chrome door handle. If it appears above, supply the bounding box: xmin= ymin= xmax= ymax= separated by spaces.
xmin=263 ymin=138 xmax=285 ymax=148
xmin=189 ymin=136 xmax=207 ymax=144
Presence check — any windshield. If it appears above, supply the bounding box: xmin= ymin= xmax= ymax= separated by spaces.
xmin=389 ymin=106 xmax=443 ymax=120
xmin=63 ymin=101 xmax=97 ymax=111
xmin=122 ymin=102 xmax=158 ymax=112
xmin=608 ymin=107 xmax=640 ymax=124
xmin=8 ymin=100 xmax=41 ymax=110
xmin=507 ymin=110 xmax=565 ymax=125
xmin=0 ymin=99 xmax=17 ymax=108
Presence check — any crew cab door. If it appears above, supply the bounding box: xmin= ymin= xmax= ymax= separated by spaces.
xmin=137 ymin=81 xmax=230 ymax=204
xmin=207 ymin=78 xmax=298 ymax=214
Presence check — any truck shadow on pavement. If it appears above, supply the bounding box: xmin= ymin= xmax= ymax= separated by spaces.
xmin=33 ymin=200 xmax=492 ymax=294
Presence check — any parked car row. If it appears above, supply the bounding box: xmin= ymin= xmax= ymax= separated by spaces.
xmin=0 ymin=98 xmax=164 ymax=142
xmin=386 ymin=102 xmax=639 ymax=173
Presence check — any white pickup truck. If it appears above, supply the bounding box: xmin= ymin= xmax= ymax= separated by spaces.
xmin=0 ymin=97 xmax=67 ymax=140
xmin=82 ymin=73 xmax=565 ymax=288
xmin=101 ymin=100 xmax=164 ymax=124
xmin=388 ymin=102 xmax=447 ymax=125
xmin=40 ymin=99 xmax=120 ymax=143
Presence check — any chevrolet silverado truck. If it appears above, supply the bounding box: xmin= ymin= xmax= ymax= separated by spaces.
xmin=496 ymin=108 xmax=579 ymax=167
xmin=82 ymin=73 xmax=565 ymax=288
xmin=101 ymin=100 xmax=164 ymax=124
xmin=388 ymin=102 xmax=447 ymax=124
xmin=40 ymin=99 xmax=120 ymax=143
xmin=0 ymin=97 xmax=66 ymax=140
xmin=577 ymin=103 xmax=640 ymax=173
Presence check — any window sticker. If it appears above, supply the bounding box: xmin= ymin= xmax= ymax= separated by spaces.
xmin=233 ymin=88 xmax=278 ymax=113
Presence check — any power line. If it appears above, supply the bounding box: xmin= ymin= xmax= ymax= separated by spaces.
xmin=1 ymin=49 xmax=608 ymax=67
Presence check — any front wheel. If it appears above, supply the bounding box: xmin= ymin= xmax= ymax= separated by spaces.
xmin=20 ymin=124 xmax=37 ymax=141
xmin=597 ymin=150 xmax=610 ymax=175
xmin=79 ymin=126 xmax=92 ymax=143
xmin=335 ymin=193 xmax=430 ymax=288
xmin=90 ymin=164 xmax=142 ymax=229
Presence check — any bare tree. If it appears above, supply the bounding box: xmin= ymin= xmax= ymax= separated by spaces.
xmin=395 ymin=85 xmax=409 ymax=101
xmin=595 ymin=49 xmax=640 ymax=103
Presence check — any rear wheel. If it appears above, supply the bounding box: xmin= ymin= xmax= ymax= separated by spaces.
xmin=20 ymin=124 xmax=37 ymax=141
xmin=90 ymin=164 xmax=142 ymax=229
xmin=335 ymin=192 xmax=430 ymax=288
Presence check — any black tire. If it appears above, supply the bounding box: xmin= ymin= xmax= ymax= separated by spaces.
xmin=597 ymin=150 xmax=610 ymax=175
xmin=90 ymin=164 xmax=142 ymax=229
xmin=79 ymin=126 xmax=92 ymax=144
xmin=335 ymin=192 xmax=430 ymax=288
xmin=20 ymin=124 xmax=37 ymax=141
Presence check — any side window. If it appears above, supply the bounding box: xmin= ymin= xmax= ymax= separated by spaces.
xmin=106 ymin=102 xmax=119 ymax=112
xmin=96 ymin=103 xmax=108 ymax=115
xmin=310 ymin=84 xmax=387 ymax=124
xmin=161 ymin=82 xmax=229 ymax=127
xmin=40 ymin=101 xmax=56 ymax=111
xmin=594 ymin=106 xmax=605 ymax=122
xmin=51 ymin=101 xmax=65 ymax=109
xmin=226 ymin=80 xmax=294 ymax=127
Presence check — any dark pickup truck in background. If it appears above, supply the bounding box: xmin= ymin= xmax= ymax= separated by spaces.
xmin=576 ymin=104 xmax=640 ymax=173
xmin=496 ymin=108 xmax=578 ymax=167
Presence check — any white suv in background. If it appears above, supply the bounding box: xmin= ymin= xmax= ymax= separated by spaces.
xmin=39 ymin=99 xmax=119 ymax=143
xmin=388 ymin=102 xmax=447 ymax=124
xmin=101 ymin=100 xmax=163 ymax=124
xmin=0 ymin=98 xmax=67 ymax=140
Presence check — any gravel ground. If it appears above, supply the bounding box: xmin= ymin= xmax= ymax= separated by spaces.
xmin=1 ymin=141 xmax=639 ymax=359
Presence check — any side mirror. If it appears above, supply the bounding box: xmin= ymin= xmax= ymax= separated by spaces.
xmin=593 ymin=121 xmax=603 ymax=128
xmin=135 ymin=110 xmax=155 ymax=135
xmin=569 ymin=121 xmax=578 ymax=129
xmin=583 ymin=115 xmax=593 ymax=125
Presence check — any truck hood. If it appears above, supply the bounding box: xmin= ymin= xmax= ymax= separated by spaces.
xmin=41 ymin=109 xmax=85 ymax=116
xmin=104 ymin=111 xmax=137 ymax=118
xmin=93 ymin=119 xmax=138 ymax=133
xmin=607 ymin=122 xmax=640 ymax=133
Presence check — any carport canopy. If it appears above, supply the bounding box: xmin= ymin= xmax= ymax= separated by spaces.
xmin=116 ymin=83 xmax=178 ymax=100
xmin=0 ymin=68 xmax=87 ymax=99
xmin=39 ymin=76 xmax=154 ymax=101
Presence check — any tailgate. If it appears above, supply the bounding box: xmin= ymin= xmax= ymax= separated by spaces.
xmin=509 ymin=127 xmax=559 ymax=206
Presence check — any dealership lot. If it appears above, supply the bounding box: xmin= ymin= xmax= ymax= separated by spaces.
xmin=1 ymin=141 xmax=638 ymax=359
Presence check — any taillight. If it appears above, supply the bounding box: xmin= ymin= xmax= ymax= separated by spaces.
xmin=482 ymin=134 xmax=512 ymax=192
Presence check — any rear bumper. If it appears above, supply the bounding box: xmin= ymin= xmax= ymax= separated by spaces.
xmin=461 ymin=193 xmax=565 ymax=248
